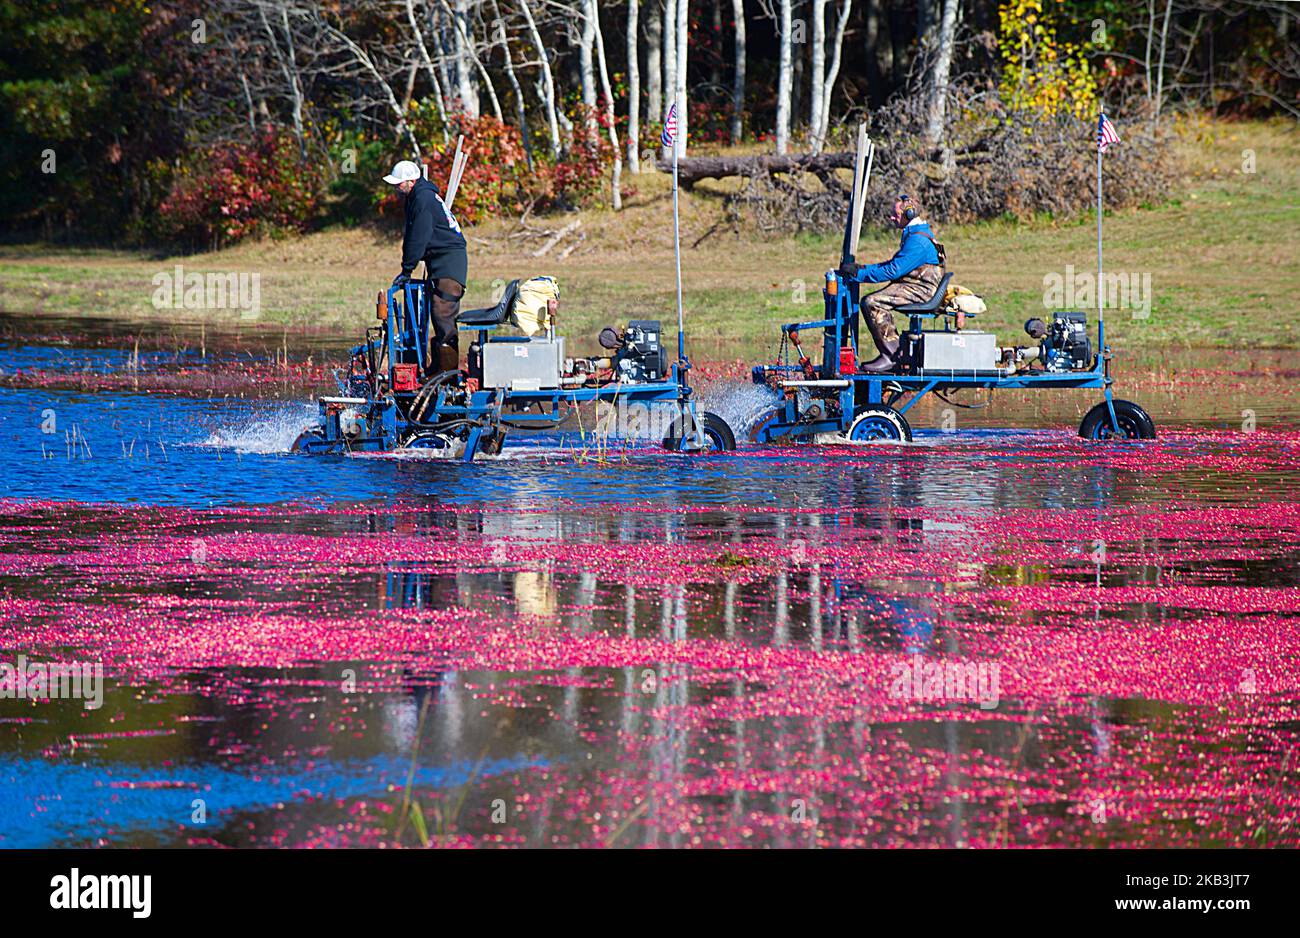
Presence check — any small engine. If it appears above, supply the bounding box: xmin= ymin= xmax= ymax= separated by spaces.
xmin=603 ymin=320 xmax=667 ymax=383
xmin=1025 ymin=312 xmax=1092 ymax=372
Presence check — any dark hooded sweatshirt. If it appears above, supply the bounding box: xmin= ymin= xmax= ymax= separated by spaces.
xmin=401 ymin=178 xmax=468 ymax=278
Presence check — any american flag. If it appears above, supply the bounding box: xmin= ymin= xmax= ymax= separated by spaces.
xmin=661 ymin=102 xmax=678 ymax=149
xmin=1097 ymin=112 xmax=1120 ymax=153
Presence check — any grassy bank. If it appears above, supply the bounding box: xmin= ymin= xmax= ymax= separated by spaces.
xmin=2 ymin=118 xmax=1296 ymax=357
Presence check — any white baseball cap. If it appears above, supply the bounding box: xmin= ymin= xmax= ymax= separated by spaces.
xmin=383 ymin=160 xmax=422 ymax=185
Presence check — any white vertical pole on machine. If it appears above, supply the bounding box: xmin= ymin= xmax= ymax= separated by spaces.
xmin=849 ymin=125 xmax=870 ymax=259
xmin=856 ymin=140 xmax=874 ymax=252
xmin=672 ymin=94 xmax=685 ymax=363
xmin=445 ymin=134 xmax=466 ymax=210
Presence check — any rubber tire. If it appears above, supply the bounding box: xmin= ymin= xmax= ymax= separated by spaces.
xmin=848 ymin=406 xmax=913 ymax=442
xmin=1079 ymin=399 xmax=1156 ymax=440
xmin=663 ymin=411 xmax=737 ymax=453
xmin=402 ymin=430 xmax=457 ymax=450
xmin=291 ymin=429 xmax=327 ymax=453
xmin=479 ymin=428 xmax=506 ymax=455
xmin=748 ymin=409 xmax=781 ymax=444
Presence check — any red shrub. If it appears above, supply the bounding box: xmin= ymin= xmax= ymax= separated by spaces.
xmin=157 ymin=132 xmax=320 ymax=248
xmin=404 ymin=107 xmax=614 ymax=223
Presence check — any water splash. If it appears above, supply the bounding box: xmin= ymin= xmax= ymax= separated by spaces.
xmin=697 ymin=379 xmax=780 ymax=441
xmin=199 ymin=403 xmax=319 ymax=454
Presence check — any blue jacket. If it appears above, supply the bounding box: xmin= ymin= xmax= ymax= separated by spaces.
xmin=852 ymin=221 xmax=941 ymax=283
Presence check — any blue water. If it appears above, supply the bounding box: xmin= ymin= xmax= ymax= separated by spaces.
xmin=1 ymin=386 xmax=1144 ymax=512
xmin=0 ymin=752 xmax=539 ymax=848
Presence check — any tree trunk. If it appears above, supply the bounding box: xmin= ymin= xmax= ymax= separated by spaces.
xmin=730 ymin=0 xmax=746 ymax=144
xmin=865 ymin=0 xmax=886 ymax=107
xmin=662 ymin=150 xmax=854 ymax=187
xmin=1153 ymin=0 xmax=1173 ymax=127
xmin=776 ymin=0 xmax=792 ymax=154
xmin=1144 ymin=0 xmax=1156 ymax=102
xmin=439 ymin=0 xmax=503 ymax=121
xmin=810 ymin=0 xmax=827 ymax=152
xmin=518 ymin=0 xmax=561 ymax=157
xmin=407 ymin=0 xmax=450 ymax=139
xmin=258 ymin=3 xmax=305 ymax=154
xmin=675 ymin=0 xmax=688 ymax=156
xmin=923 ymin=0 xmax=958 ymax=148
xmin=627 ymin=0 xmax=641 ymax=172
xmin=491 ymin=0 xmax=534 ymax=168
xmin=593 ymin=6 xmax=623 ymax=208
xmin=647 ymin=0 xmax=663 ymax=123
xmin=815 ymin=0 xmax=852 ymax=152
xmin=579 ymin=0 xmax=598 ymax=110
xmin=451 ymin=0 xmax=479 ymax=117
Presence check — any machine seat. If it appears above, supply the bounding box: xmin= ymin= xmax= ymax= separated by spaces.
xmin=892 ymin=272 xmax=954 ymax=317
xmin=458 ymin=279 xmax=520 ymax=326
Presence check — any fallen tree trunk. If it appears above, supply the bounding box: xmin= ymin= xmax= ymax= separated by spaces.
xmin=662 ymin=151 xmax=855 ymax=188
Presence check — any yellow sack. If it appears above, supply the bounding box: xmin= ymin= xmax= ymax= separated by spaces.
xmin=943 ymin=283 xmax=988 ymax=315
xmin=511 ymin=276 xmax=560 ymax=336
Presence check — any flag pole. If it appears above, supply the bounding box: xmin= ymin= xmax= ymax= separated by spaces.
xmin=1096 ymin=107 xmax=1104 ymax=330
xmin=672 ymin=94 xmax=685 ymax=362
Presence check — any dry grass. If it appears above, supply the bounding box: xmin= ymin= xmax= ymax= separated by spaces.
xmin=1 ymin=118 xmax=1296 ymax=357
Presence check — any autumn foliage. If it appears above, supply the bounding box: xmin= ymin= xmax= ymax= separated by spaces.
xmin=157 ymin=132 xmax=322 ymax=249
xmin=405 ymin=109 xmax=614 ymax=226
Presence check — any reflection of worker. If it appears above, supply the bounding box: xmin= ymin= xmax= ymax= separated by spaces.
xmin=384 ymin=160 xmax=469 ymax=376
xmin=839 ymin=194 xmax=945 ymax=373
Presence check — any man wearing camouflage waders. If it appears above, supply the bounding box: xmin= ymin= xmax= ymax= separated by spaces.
xmin=839 ymin=194 xmax=946 ymax=373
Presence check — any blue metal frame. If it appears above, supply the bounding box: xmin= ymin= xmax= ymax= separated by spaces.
xmin=751 ymin=270 xmax=1120 ymax=442
xmin=297 ymin=282 xmax=703 ymax=459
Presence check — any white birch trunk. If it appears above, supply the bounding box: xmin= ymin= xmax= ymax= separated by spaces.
xmin=815 ymin=0 xmax=852 ymax=151
xmin=627 ymin=0 xmax=641 ymax=172
xmin=674 ymin=0 xmax=688 ymax=157
xmin=579 ymin=0 xmax=598 ymax=110
xmin=439 ymin=0 xmax=503 ymax=121
xmin=776 ymin=0 xmax=792 ymax=154
xmin=451 ymin=0 xmax=479 ymax=117
xmin=923 ymin=0 xmax=957 ymax=148
xmin=810 ymin=0 xmax=827 ymax=152
xmin=518 ymin=0 xmax=561 ymax=157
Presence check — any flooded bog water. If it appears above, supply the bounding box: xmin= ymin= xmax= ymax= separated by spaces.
xmin=0 ymin=319 xmax=1297 ymax=847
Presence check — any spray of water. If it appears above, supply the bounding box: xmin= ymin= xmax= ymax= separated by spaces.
xmin=697 ymin=380 xmax=782 ymax=442
xmin=199 ymin=403 xmax=319 ymax=454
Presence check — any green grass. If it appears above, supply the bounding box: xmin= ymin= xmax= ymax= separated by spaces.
xmin=2 ymin=118 xmax=1296 ymax=356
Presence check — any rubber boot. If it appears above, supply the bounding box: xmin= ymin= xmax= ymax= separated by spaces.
xmin=437 ymin=343 xmax=460 ymax=375
xmin=861 ymin=311 xmax=901 ymax=373
xmin=860 ymin=337 xmax=900 ymax=373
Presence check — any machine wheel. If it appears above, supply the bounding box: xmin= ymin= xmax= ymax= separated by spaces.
xmin=291 ymin=429 xmax=326 ymax=453
xmin=479 ymin=428 xmax=506 ymax=456
xmin=748 ymin=409 xmax=781 ymax=444
xmin=401 ymin=429 xmax=459 ymax=451
xmin=1079 ymin=399 xmax=1156 ymax=441
xmin=848 ymin=406 xmax=913 ymax=442
xmin=663 ymin=411 xmax=737 ymax=453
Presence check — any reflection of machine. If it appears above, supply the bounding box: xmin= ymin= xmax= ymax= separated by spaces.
xmin=293 ymin=280 xmax=736 ymax=459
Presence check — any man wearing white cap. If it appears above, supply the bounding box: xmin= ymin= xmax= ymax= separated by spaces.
xmin=383 ymin=159 xmax=469 ymax=376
